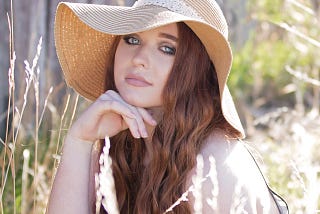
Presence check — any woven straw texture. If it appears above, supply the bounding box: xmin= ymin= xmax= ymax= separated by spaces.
xmin=54 ymin=0 xmax=245 ymax=138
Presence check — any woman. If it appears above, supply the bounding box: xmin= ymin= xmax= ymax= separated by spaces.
xmin=48 ymin=0 xmax=288 ymax=213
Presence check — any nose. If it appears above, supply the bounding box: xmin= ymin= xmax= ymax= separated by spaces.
xmin=132 ymin=45 xmax=149 ymax=70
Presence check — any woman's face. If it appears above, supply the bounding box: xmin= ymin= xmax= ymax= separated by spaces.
xmin=114 ymin=23 xmax=178 ymax=108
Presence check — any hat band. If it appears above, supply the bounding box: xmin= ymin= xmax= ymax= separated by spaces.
xmin=133 ymin=0 xmax=202 ymax=20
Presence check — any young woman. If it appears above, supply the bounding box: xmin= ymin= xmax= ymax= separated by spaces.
xmin=48 ymin=0 xmax=288 ymax=213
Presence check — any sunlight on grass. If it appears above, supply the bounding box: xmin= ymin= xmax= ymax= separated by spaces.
xmin=1 ymin=0 xmax=319 ymax=213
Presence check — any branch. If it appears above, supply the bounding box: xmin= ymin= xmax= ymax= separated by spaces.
xmin=287 ymin=0 xmax=315 ymax=15
xmin=285 ymin=65 xmax=320 ymax=87
xmin=277 ymin=22 xmax=320 ymax=48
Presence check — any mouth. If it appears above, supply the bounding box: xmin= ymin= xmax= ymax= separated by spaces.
xmin=125 ymin=74 xmax=152 ymax=87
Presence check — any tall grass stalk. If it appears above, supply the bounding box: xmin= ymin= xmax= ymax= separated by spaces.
xmin=1 ymin=4 xmax=15 ymax=212
xmin=0 ymin=35 xmax=43 ymax=213
xmin=164 ymin=187 xmax=190 ymax=213
xmin=192 ymin=155 xmax=204 ymax=214
xmin=22 ymin=149 xmax=30 ymax=214
xmin=34 ymin=70 xmax=39 ymax=212
xmin=164 ymin=155 xmax=219 ymax=213
xmin=207 ymin=156 xmax=218 ymax=212
xmin=14 ymin=36 xmax=42 ymax=211
xmin=39 ymin=87 xmax=53 ymax=128
xmin=52 ymin=94 xmax=70 ymax=171
xmin=67 ymin=94 xmax=79 ymax=130
xmin=29 ymin=37 xmax=43 ymax=212
xmin=95 ymin=137 xmax=119 ymax=214
xmin=9 ymin=1 xmax=15 ymax=212
xmin=230 ymin=184 xmax=248 ymax=214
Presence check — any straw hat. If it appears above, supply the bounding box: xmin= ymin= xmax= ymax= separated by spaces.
xmin=54 ymin=0 xmax=245 ymax=138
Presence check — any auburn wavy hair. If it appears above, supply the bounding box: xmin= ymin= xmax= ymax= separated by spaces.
xmin=99 ymin=22 xmax=240 ymax=213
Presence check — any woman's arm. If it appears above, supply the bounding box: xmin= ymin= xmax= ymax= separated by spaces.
xmin=46 ymin=90 xmax=156 ymax=213
xmin=47 ymin=135 xmax=94 ymax=213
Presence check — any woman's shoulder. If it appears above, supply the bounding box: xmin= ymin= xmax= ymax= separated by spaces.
xmin=199 ymin=130 xmax=262 ymax=178
xmin=187 ymin=130 xmax=280 ymax=213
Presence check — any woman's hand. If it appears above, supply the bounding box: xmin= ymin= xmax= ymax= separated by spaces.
xmin=68 ymin=90 xmax=157 ymax=142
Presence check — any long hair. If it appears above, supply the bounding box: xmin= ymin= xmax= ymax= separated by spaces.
xmin=101 ymin=22 xmax=240 ymax=213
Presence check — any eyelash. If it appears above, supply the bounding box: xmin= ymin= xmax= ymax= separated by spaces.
xmin=123 ymin=36 xmax=176 ymax=56
xmin=160 ymin=46 xmax=176 ymax=55
xmin=123 ymin=36 xmax=140 ymax=45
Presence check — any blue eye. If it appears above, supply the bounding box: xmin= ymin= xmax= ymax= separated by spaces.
xmin=160 ymin=46 xmax=176 ymax=55
xmin=123 ymin=36 xmax=140 ymax=45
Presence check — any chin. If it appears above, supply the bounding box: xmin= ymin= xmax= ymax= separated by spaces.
xmin=121 ymin=93 xmax=156 ymax=108
xmin=116 ymin=86 xmax=162 ymax=108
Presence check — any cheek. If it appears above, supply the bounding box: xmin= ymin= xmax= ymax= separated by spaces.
xmin=114 ymin=41 xmax=127 ymax=68
xmin=114 ymin=48 xmax=125 ymax=83
xmin=114 ymin=47 xmax=121 ymax=71
xmin=159 ymin=60 xmax=174 ymax=85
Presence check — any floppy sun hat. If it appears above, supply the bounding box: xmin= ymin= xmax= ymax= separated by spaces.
xmin=54 ymin=0 xmax=245 ymax=138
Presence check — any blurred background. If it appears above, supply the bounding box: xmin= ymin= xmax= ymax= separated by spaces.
xmin=0 ymin=0 xmax=319 ymax=213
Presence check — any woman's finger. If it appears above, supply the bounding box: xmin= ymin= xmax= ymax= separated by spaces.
xmin=137 ymin=107 xmax=157 ymax=126
xmin=95 ymin=98 xmax=136 ymax=120
xmin=106 ymin=90 xmax=149 ymax=138
xmin=100 ymin=91 xmax=145 ymax=138
xmin=122 ymin=116 xmax=142 ymax=139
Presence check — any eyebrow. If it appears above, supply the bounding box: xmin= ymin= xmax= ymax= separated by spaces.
xmin=159 ymin=32 xmax=178 ymax=42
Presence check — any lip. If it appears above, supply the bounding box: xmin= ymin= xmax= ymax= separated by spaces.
xmin=125 ymin=74 xmax=153 ymax=87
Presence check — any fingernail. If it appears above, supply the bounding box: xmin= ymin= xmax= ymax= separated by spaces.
xmin=134 ymin=131 xmax=141 ymax=139
xmin=151 ymin=119 xmax=157 ymax=126
xmin=142 ymin=130 xmax=148 ymax=138
xmin=134 ymin=134 xmax=140 ymax=139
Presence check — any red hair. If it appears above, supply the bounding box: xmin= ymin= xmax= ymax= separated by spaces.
xmin=100 ymin=22 xmax=240 ymax=213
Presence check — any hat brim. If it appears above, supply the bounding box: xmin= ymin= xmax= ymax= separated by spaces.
xmin=54 ymin=2 xmax=245 ymax=138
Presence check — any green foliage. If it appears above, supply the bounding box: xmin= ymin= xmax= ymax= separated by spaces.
xmin=230 ymin=0 xmax=319 ymax=108
xmin=235 ymin=0 xmax=320 ymax=212
xmin=229 ymin=36 xmax=296 ymax=103
xmin=247 ymin=0 xmax=284 ymax=22
xmin=1 ymin=0 xmax=319 ymax=213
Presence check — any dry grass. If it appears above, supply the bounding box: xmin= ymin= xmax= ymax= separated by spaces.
xmin=0 ymin=17 xmax=80 ymax=212
xmin=1 ymin=23 xmax=318 ymax=214
xmin=1 ymin=40 xmax=318 ymax=214
xmin=249 ymin=106 xmax=320 ymax=213
xmin=1 ymin=0 xmax=319 ymax=213
xmin=95 ymin=137 xmax=119 ymax=214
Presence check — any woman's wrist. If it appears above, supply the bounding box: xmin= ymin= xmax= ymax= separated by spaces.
xmin=60 ymin=134 xmax=94 ymax=167
xmin=66 ymin=127 xmax=97 ymax=144
xmin=64 ymin=133 xmax=96 ymax=151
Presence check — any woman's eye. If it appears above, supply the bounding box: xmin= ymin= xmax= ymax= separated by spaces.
xmin=160 ymin=46 xmax=176 ymax=55
xmin=123 ymin=36 xmax=140 ymax=45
